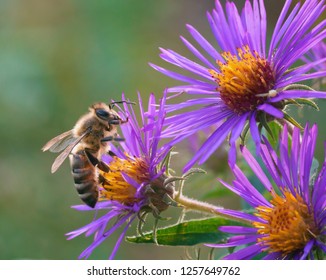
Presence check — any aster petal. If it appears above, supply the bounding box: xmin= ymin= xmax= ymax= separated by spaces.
xmin=180 ymin=36 xmax=217 ymax=69
xmin=262 ymin=134 xmax=293 ymax=188
xmin=300 ymin=239 xmax=315 ymax=260
xmin=165 ymin=85 xmax=216 ymax=95
xmin=159 ymin=48 xmax=214 ymax=80
xmin=71 ymin=201 xmax=114 ymax=211
xmin=230 ymin=164 xmax=271 ymax=207
xmin=184 ymin=115 xmax=239 ymax=171
xmin=229 ymin=113 xmax=249 ymax=166
xmin=206 ymin=235 xmax=259 ymax=248
xmin=313 ymin=161 xmax=326 ymax=224
xmin=207 ymin=11 xmax=229 ymax=51
xmin=121 ymin=172 xmax=141 ymax=190
xmin=271 ymin=90 xmax=326 ymax=103
xmin=259 ymin=144 xmax=282 ymax=187
xmin=222 ymin=244 xmax=264 ymax=260
xmin=258 ymin=0 xmax=266 ymax=56
xmin=217 ymin=209 xmax=265 ymax=223
xmin=280 ymin=16 xmax=326 ymax=72
xmin=109 ymin=217 xmax=136 ymax=260
xmin=219 ymin=178 xmax=269 ymax=208
xmin=163 ymin=108 xmax=232 ymax=142
xmin=219 ymin=226 xmax=257 ymax=234
xmin=263 ymin=252 xmax=282 ymax=260
xmin=249 ymin=112 xmax=261 ymax=155
xmin=279 ymin=125 xmax=295 ymax=194
xmin=227 ymin=2 xmax=246 ymax=50
xmin=78 ymin=213 xmax=133 ymax=259
xmin=164 ymin=105 xmax=230 ymax=130
xmin=277 ymin=58 xmax=326 ymax=87
xmin=150 ymin=63 xmax=211 ymax=87
xmin=241 ymin=146 xmax=273 ymax=192
xmin=165 ymin=97 xmax=223 ymax=113
xmin=66 ymin=210 xmax=121 ymax=240
xmin=243 ymin=0 xmax=258 ymax=52
xmin=210 ymin=5 xmax=235 ymax=51
xmin=316 ymin=240 xmax=326 ymax=253
xmin=290 ymin=126 xmax=300 ymax=189
xmin=299 ymin=124 xmax=317 ymax=201
xmin=229 ymin=113 xmax=249 ymax=144
xmin=186 ymin=24 xmax=223 ymax=60
xmin=257 ymin=103 xmax=283 ymax=118
xmin=166 ymin=103 xmax=225 ymax=128
xmin=268 ymin=0 xmax=296 ymax=59
xmin=273 ymin=0 xmax=325 ymax=71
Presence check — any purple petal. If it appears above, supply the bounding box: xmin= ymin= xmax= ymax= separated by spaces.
xmin=263 ymin=252 xmax=282 ymax=260
xmin=222 ymin=244 xmax=264 ymax=260
xmin=219 ymin=226 xmax=257 ymax=234
xmin=184 ymin=115 xmax=239 ymax=171
xmin=180 ymin=36 xmax=216 ymax=69
xmin=258 ymin=103 xmax=284 ymax=118
xmin=249 ymin=112 xmax=261 ymax=155
xmin=109 ymin=217 xmax=136 ymax=260
xmin=149 ymin=63 xmax=211 ymax=87
xmin=300 ymin=239 xmax=315 ymax=260
xmin=242 ymin=146 xmax=273 ymax=192
xmin=78 ymin=213 xmax=133 ymax=259
xmin=206 ymin=235 xmax=259 ymax=248
xmin=271 ymin=90 xmax=326 ymax=102
xmin=217 ymin=209 xmax=265 ymax=223
xmin=186 ymin=24 xmax=222 ymax=60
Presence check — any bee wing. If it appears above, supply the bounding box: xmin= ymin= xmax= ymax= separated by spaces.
xmin=42 ymin=130 xmax=74 ymax=153
xmin=50 ymin=128 xmax=91 ymax=173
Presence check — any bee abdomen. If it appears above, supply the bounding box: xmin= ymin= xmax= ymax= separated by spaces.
xmin=69 ymin=149 xmax=98 ymax=208
xmin=72 ymin=168 xmax=93 ymax=184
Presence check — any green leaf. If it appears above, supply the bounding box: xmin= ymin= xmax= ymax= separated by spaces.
xmin=283 ymin=112 xmax=304 ymax=130
xmin=265 ymin=121 xmax=282 ymax=149
xmin=126 ymin=217 xmax=244 ymax=246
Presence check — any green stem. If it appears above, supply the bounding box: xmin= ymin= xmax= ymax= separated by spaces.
xmin=174 ymin=193 xmax=251 ymax=225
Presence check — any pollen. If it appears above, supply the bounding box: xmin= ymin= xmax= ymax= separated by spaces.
xmin=253 ymin=190 xmax=319 ymax=255
xmin=209 ymin=46 xmax=275 ymax=114
xmin=98 ymin=155 xmax=150 ymax=205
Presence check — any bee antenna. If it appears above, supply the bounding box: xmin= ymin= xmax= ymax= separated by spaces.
xmin=109 ymin=100 xmax=136 ymax=109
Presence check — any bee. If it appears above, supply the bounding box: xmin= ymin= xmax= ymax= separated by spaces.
xmin=42 ymin=102 xmax=129 ymax=208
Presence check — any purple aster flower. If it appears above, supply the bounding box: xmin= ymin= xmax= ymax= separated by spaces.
xmin=66 ymin=93 xmax=175 ymax=259
xmin=150 ymin=0 xmax=326 ymax=171
xmin=207 ymin=124 xmax=326 ymax=260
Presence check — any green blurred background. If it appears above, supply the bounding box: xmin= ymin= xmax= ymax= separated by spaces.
xmin=0 ymin=0 xmax=325 ymax=259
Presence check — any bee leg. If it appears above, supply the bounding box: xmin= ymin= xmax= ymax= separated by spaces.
xmin=84 ymin=149 xmax=110 ymax=172
xmin=84 ymin=149 xmax=99 ymax=166
xmin=109 ymin=120 xmax=121 ymax=125
xmin=97 ymin=161 xmax=110 ymax=172
xmin=101 ymin=136 xmax=125 ymax=142
xmin=121 ymin=117 xmax=128 ymax=124
xmin=108 ymin=150 xmax=118 ymax=157
xmin=101 ymin=136 xmax=113 ymax=142
xmin=98 ymin=174 xmax=106 ymax=184
xmin=113 ymin=137 xmax=124 ymax=142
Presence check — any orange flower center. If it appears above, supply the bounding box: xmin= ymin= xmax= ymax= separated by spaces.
xmin=253 ymin=190 xmax=318 ymax=255
xmin=209 ymin=46 xmax=275 ymax=114
xmin=98 ymin=156 xmax=150 ymax=205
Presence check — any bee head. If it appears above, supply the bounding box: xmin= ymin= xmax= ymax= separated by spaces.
xmin=90 ymin=102 xmax=123 ymax=125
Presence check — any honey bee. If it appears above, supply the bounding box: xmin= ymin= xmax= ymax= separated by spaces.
xmin=42 ymin=102 xmax=129 ymax=208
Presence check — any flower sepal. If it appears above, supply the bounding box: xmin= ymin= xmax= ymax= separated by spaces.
xmin=284 ymin=98 xmax=319 ymax=111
